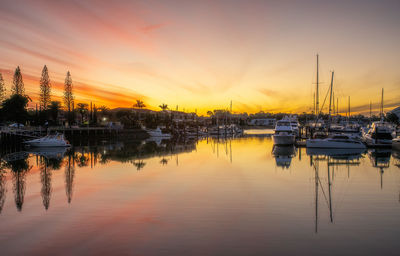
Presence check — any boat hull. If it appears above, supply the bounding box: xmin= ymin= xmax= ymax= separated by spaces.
xmin=306 ymin=139 xmax=366 ymax=149
xmin=25 ymin=141 xmax=70 ymax=147
xmin=362 ymin=135 xmax=392 ymax=147
xmin=273 ymin=135 xmax=295 ymax=145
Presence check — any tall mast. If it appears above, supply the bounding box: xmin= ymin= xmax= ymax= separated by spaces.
xmin=348 ymin=96 xmax=350 ymax=121
xmin=328 ymin=71 xmax=334 ymax=126
xmin=332 ymin=92 xmax=335 ymax=115
xmin=337 ymin=98 xmax=339 ymax=116
xmin=381 ymin=88 xmax=384 ymax=120
xmin=316 ymin=54 xmax=319 ymax=115
xmin=370 ymin=101 xmax=372 ymax=122
xmin=313 ymin=92 xmax=315 ymax=115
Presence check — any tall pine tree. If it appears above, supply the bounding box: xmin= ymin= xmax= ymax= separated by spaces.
xmin=0 ymin=73 xmax=6 ymax=102
xmin=39 ymin=65 xmax=51 ymax=110
xmin=64 ymin=71 xmax=74 ymax=123
xmin=12 ymin=66 xmax=24 ymax=96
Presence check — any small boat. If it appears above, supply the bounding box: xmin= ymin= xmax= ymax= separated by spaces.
xmin=272 ymin=117 xmax=296 ymax=145
xmin=24 ymin=133 xmax=70 ymax=147
xmin=362 ymin=121 xmax=393 ymax=147
xmin=306 ymin=134 xmax=366 ymax=149
xmin=147 ymin=127 xmax=171 ymax=138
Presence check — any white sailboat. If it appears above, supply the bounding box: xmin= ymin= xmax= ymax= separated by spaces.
xmin=307 ymin=70 xmax=365 ymax=149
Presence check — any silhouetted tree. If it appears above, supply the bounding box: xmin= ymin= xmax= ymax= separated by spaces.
xmin=159 ymin=103 xmax=168 ymax=111
xmin=91 ymin=104 xmax=98 ymax=124
xmin=0 ymin=73 xmax=6 ymax=102
xmin=39 ymin=65 xmax=51 ymax=110
xmin=134 ymin=100 xmax=145 ymax=109
xmin=77 ymin=103 xmax=88 ymax=124
xmin=1 ymin=94 xmax=30 ymax=124
xmin=64 ymin=71 xmax=74 ymax=124
xmin=49 ymin=101 xmax=61 ymax=123
xmin=12 ymin=66 xmax=24 ymax=96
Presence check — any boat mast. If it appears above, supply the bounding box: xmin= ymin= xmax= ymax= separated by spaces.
xmin=380 ymin=88 xmax=384 ymax=121
xmin=337 ymin=98 xmax=339 ymax=116
xmin=370 ymin=101 xmax=372 ymax=123
xmin=328 ymin=71 xmax=334 ymax=127
xmin=316 ymin=54 xmax=319 ymax=116
xmin=348 ymin=96 xmax=350 ymax=122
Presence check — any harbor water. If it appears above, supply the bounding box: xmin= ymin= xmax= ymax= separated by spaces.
xmin=0 ymin=134 xmax=400 ymax=255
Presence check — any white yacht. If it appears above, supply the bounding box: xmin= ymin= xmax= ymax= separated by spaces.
xmin=362 ymin=122 xmax=393 ymax=147
xmin=24 ymin=134 xmax=70 ymax=147
xmin=273 ymin=118 xmax=296 ymax=145
xmin=147 ymin=127 xmax=171 ymax=138
xmin=306 ymin=134 xmax=366 ymax=149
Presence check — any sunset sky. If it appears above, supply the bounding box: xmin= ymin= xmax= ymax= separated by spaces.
xmin=0 ymin=0 xmax=399 ymax=115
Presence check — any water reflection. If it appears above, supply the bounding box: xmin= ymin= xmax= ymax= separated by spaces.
xmin=7 ymin=158 xmax=32 ymax=211
xmin=272 ymin=145 xmax=297 ymax=169
xmin=0 ymin=136 xmax=400 ymax=254
xmin=368 ymin=149 xmax=392 ymax=189
xmin=65 ymin=154 xmax=75 ymax=204
xmin=0 ymin=161 xmax=6 ymax=213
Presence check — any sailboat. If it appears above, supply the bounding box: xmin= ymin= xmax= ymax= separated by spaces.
xmin=307 ymin=71 xmax=365 ymax=149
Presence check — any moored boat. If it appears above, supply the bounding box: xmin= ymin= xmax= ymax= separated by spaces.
xmin=272 ymin=117 xmax=296 ymax=145
xmin=146 ymin=127 xmax=171 ymax=138
xmin=306 ymin=134 xmax=366 ymax=149
xmin=24 ymin=133 xmax=70 ymax=147
xmin=362 ymin=121 xmax=393 ymax=147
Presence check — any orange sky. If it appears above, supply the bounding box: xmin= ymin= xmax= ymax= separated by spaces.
xmin=0 ymin=0 xmax=399 ymax=115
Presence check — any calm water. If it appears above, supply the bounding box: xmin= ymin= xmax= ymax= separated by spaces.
xmin=1 ymin=134 xmax=400 ymax=255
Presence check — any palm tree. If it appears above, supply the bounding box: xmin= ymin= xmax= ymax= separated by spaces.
xmin=134 ymin=100 xmax=145 ymax=123
xmin=159 ymin=103 xmax=168 ymax=111
xmin=134 ymin=100 xmax=145 ymax=109
xmin=98 ymin=105 xmax=109 ymax=120
xmin=76 ymin=103 xmax=88 ymax=124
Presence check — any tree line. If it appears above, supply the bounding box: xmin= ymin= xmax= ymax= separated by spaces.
xmin=0 ymin=66 xmax=105 ymax=126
